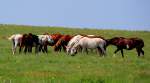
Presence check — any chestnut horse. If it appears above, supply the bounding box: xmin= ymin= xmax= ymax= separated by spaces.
xmin=48 ymin=33 xmax=63 ymax=46
xmin=107 ymin=37 xmax=144 ymax=57
xmin=53 ymin=35 xmax=73 ymax=52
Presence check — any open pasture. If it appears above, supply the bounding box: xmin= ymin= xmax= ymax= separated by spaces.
xmin=0 ymin=24 xmax=150 ymax=83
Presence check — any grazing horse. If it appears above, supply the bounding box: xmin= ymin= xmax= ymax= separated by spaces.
xmin=21 ymin=33 xmax=40 ymax=54
xmin=69 ymin=36 xmax=107 ymax=56
xmin=38 ymin=34 xmax=54 ymax=53
xmin=66 ymin=34 xmax=106 ymax=54
xmin=107 ymin=37 xmax=144 ymax=57
xmin=53 ymin=35 xmax=73 ymax=52
xmin=8 ymin=34 xmax=23 ymax=55
xmin=66 ymin=35 xmax=84 ymax=54
xmin=48 ymin=33 xmax=63 ymax=46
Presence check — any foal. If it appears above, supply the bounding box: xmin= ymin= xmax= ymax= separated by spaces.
xmin=107 ymin=37 xmax=144 ymax=57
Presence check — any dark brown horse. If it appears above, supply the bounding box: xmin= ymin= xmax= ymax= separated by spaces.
xmin=54 ymin=35 xmax=73 ymax=52
xmin=21 ymin=33 xmax=40 ymax=54
xmin=107 ymin=37 xmax=144 ymax=57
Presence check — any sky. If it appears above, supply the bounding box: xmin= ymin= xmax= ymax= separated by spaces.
xmin=0 ymin=0 xmax=150 ymax=31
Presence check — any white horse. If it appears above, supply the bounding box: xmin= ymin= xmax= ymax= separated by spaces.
xmin=70 ymin=37 xmax=106 ymax=56
xmin=8 ymin=34 xmax=23 ymax=55
xmin=38 ymin=35 xmax=54 ymax=53
xmin=66 ymin=34 xmax=101 ymax=54
xmin=66 ymin=35 xmax=83 ymax=54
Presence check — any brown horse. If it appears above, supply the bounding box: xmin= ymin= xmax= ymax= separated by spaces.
xmin=21 ymin=33 xmax=40 ymax=54
xmin=107 ymin=37 xmax=144 ymax=57
xmin=54 ymin=35 xmax=73 ymax=52
xmin=48 ymin=33 xmax=63 ymax=46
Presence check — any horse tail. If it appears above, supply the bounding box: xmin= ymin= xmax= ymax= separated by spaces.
xmin=103 ymin=40 xmax=107 ymax=51
xmin=99 ymin=40 xmax=106 ymax=55
xmin=8 ymin=35 xmax=15 ymax=41
xmin=140 ymin=39 xmax=144 ymax=48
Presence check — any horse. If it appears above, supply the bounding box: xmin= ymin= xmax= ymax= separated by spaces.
xmin=8 ymin=34 xmax=23 ymax=55
xmin=107 ymin=37 xmax=144 ymax=57
xmin=66 ymin=34 xmax=106 ymax=54
xmin=38 ymin=34 xmax=54 ymax=53
xmin=48 ymin=33 xmax=63 ymax=46
xmin=53 ymin=35 xmax=73 ymax=52
xmin=69 ymin=36 xmax=106 ymax=56
xmin=66 ymin=35 xmax=84 ymax=54
xmin=21 ymin=33 xmax=40 ymax=54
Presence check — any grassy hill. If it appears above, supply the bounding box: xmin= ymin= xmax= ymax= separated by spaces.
xmin=0 ymin=24 xmax=150 ymax=83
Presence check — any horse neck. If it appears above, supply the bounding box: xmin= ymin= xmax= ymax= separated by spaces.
xmin=72 ymin=41 xmax=80 ymax=49
xmin=107 ymin=38 xmax=118 ymax=45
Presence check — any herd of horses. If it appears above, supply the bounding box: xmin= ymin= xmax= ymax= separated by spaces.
xmin=8 ymin=33 xmax=144 ymax=58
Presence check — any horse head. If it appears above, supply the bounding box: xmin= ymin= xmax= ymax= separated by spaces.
xmin=47 ymin=35 xmax=54 ymax=44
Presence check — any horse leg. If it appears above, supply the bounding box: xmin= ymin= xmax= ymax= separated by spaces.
xmin=97 ymin=47 xmax=102 ymax=56
xmin=40 ymin=45 xmax=45 ymax=53
xmin=136 ymin=48 xmax=141 ymax=57
xmin=27 ymin=46 xmax=32 ymax=53
xmin=12 ymin=40 xmax=15 ymax=55
xmin=30 ymin=46 xmax=32 ymax=53
xmin=44 ymin=45 xmax=48 ymax=53
xmin=62 ymin=45 xmax=66 ymax=52
xmin=19 ymin=46 xmax=22 ymax=54
xmin=13 ymin=40 xmax=18 ymax=55
xmin=99 ymin=45 xmax=106 ymax=56
xmin=85 ymin=48 xmax=88 ymax=54
xmin=35 ymin=45 xmax=38 ymax=54
xmin=121 ymin=49 xmax=124 ymax=58
xmin=38 ymin=45 xmax=42 ymax=52
xmin=24 ymin=46 xmax=27 ymax=54
xmin=140 ymin=48 xmax=144 ymax=56
xmin=59 ymin=45 xmax=62 ymax=52
xmin=113 ymin=48 xmax=120 ymax=57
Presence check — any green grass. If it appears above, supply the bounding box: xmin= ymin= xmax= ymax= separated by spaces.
xmin=0 ymin=24 xmax=150 ymax=83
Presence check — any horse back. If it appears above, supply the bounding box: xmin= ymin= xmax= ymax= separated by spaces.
xmin=123 ymin=37 xmax=144 ymax=49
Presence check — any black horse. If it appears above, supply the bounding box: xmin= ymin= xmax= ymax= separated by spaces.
xmin=107 ymin=37 xmax=144 ymax=57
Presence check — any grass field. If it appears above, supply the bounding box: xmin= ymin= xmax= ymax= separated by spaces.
xmin=0 ymin=24 xmax=150 ymax=83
